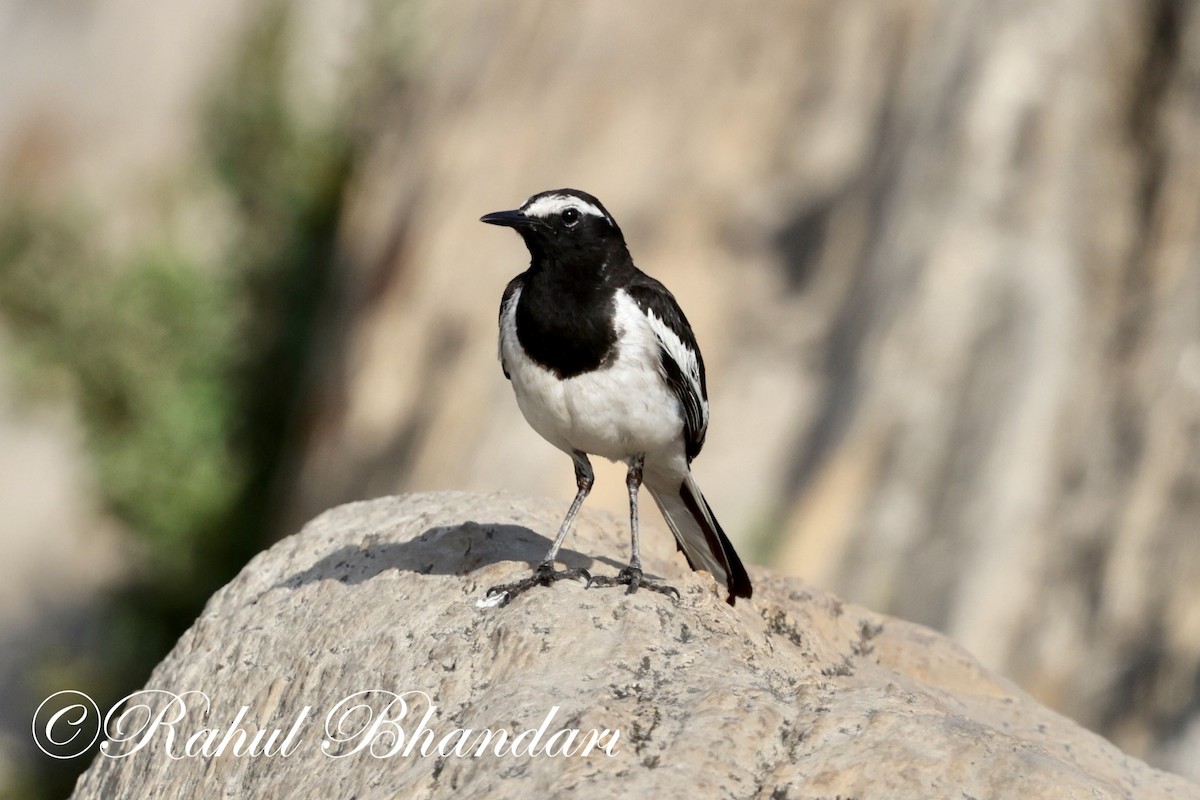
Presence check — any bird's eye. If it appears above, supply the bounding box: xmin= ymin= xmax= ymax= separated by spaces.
xmin=561 ymin=208 xmax=580 ymax=226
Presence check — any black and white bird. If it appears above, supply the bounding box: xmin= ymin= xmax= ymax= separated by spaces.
xmin=480 ymin=188 xmax=752 ymax=606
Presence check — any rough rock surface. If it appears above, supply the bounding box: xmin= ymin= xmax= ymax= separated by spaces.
xmin=71 ymin=493 xmax=1199 ymax=799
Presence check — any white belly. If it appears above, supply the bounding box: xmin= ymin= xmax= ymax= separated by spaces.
xmin=501 ymin=291 xmax=684 ymax=462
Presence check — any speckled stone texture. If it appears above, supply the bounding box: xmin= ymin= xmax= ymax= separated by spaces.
xmin=71 ymin=492 xmax=1200 ymax=799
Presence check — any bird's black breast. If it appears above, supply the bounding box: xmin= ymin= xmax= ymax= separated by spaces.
xmin=512 ymin=268 xmax=618 ymax=379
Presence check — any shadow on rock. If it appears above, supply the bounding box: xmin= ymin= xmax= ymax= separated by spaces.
xmin=276 ymin=521 xmax=626 ymax=590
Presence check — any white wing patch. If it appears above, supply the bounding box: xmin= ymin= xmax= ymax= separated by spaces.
xmin=642 ymin=307 xmax=708 ymax=434
xmin=522 ymin=194 xmax=610 ymax=223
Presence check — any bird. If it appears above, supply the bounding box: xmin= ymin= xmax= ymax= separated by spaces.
xmin=479 ymin=188 xmax=752 ymax=606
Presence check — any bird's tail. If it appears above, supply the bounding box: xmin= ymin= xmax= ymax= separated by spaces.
xmin=645 ymin=471 xmax=753 ymax=604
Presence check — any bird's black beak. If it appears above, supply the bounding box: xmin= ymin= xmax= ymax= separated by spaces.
xmin=480 ymin=209 xmax=536 ymax=229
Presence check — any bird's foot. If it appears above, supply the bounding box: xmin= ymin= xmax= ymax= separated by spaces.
xmin=482 ymin=562 xmax=591 ymax=607
xmin=588 ymin=566 xmax=680 ymax=600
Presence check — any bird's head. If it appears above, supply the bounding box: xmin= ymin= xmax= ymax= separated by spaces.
xmin=481 ymin=189 xmax=627 ymax=266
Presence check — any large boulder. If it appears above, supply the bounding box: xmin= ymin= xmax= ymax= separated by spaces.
xmin=71 ymin=493 xmax=1200 ymax=799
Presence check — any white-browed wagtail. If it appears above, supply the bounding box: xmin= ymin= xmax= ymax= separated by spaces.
xmin=481 ymin=189 xmax=752 ymax=606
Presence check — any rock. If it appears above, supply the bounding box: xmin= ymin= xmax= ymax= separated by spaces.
xmin=70 ymin=493 xmax=1198 ymax=799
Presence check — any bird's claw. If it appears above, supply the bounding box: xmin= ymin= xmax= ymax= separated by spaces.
xmin=588 ymin=566 xmax=680 ymax=601
xmin=481 ymin=563 xmax=590 ymax=607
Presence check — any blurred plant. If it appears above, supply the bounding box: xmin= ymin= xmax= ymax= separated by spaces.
xmin=0 ymin=213 xmax=244 ymax=573
xmin=0 ymin=2 xmax=374 ymax=796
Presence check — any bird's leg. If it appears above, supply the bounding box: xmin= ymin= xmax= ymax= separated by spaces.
xmin=627 ymin=454 xmax=646 ymax=573
xmin=589 ymin=455 xmax=680 ymax=600
xmin=484 ymin=452 xmax=593 ymax=606
xmin=542 ymin=452 xmax=594 ymax=567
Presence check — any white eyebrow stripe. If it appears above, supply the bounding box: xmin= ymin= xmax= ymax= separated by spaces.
xmin=521 ymin=194 xmax=608 ymax=222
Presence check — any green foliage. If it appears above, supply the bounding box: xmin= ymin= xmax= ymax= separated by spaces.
xmin=0 ymin=212 xmax=243 ymax=570
xmin=0 ymin=3 xmax=367 ymax=797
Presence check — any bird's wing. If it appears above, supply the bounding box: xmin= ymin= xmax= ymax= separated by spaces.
xmin=498 ymin=275 xmax=523 ymax=380
xmin=624 ymin=275 xmax=709 ymax=462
